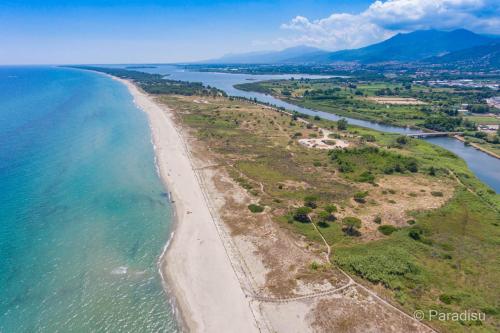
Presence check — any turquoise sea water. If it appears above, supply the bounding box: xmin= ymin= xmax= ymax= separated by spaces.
xmin=0 ymin=67 xmax=177 ymax=332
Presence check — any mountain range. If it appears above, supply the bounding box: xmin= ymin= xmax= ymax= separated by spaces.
xmin=205 ymin=29 xmax=498 ymax=66
xmin=201 ymin=45 xmax=326 ymax=64
xmin=424 ymin=41 xmax=500 ymax=68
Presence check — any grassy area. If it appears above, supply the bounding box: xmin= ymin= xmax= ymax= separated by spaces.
xmin=329 ymin=146 xmax=419 ymax=182
xmin=335 ymin=189 xmax=500 ymax=332
xmin=236 ymin=80 xmax=428 ymax=127
xmin=461 ymin=135 xmax=500 ymax=157
xmin=473 ymin=141 xmax=500 ymax=157
xmin=161 ymin=94 xmax=499 ymax=332
xmin=465 ymin=115 xmax=500 ymax=125
xmin=235 ymin=79 xmax=500 ymax=140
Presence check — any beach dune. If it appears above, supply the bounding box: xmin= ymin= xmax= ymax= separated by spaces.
xmin=117 ymin=78 xmax=260 ymax=332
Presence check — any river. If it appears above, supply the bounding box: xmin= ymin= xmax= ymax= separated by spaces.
xmin=110 ymin=65 xmax=500 ymax=193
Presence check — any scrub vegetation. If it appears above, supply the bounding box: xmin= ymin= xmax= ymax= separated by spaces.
xmin=160 ymin=93 xmax=499 ymax=332
xmin=236 ymin=78 xmax=500 ymax=140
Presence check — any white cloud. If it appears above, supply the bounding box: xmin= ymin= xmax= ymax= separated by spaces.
xmin=280 ymin=14 xmax=394 ymax=50
xmin=278 ymin=0 xmax=499 ymax=50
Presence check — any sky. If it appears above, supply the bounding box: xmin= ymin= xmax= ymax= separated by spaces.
xmin=0 ymin=0 xmax=498 ymax=64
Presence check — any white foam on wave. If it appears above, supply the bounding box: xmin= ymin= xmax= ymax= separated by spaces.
xmin=111 ymin=266 xmax=128 ymax=275
xmin=157 ymin=228 xmax=184 ymax=330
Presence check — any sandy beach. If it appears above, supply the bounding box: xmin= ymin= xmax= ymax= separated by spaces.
xmin=115 ymin=78 xmax=260 ymax=332
xmin=107 ymin=76 xmax=437 ymax=333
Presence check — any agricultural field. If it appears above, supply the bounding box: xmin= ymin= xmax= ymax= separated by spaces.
xmin=161 ymin=94 xmax=500 ymax=332
xmin=465 ymin=115 xmax=500 ymax=125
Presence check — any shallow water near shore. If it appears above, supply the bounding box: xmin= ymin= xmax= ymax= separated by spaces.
xmin=0 ymin=66 xmax=177 ymax=332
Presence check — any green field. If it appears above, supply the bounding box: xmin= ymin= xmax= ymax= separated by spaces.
xmin=465 ymin=115 xmax=500 ymax=125
xmin=335 ymin=189 xmax=499 ymax=332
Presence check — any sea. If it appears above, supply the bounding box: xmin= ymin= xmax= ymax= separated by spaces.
xmin=0 ymin=66 xmax=178 ymax=332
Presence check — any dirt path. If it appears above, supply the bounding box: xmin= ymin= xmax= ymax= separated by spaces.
xmin=309 ymin=216 xmax=437 ymax=332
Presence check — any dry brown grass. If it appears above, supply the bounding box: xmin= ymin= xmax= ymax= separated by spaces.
xmin=367 ymin=96 xmax=427 ymax=105
xmin=158 ymin=94 xmax=446 ymax=331
xmin=340 ymin=174 xmax=455 ymax=240
xmin=311 ymin=286 xmax=433 ymax=333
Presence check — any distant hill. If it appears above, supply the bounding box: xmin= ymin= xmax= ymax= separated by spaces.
xmin=424 ymin=42 xmax=500 ymax=68
xmin=201 ymin=45 xmax=327 ymax=64
xmin=202 ymin=29 xmax=497 ymax=66
xmin=294 ymin=29 xmax=495 ymax=64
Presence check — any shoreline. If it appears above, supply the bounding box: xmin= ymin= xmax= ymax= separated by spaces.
xmin=60 ymin=67 xmax=496 ymax=332
xmin=113 ymin=77 xmax=260 ymax=332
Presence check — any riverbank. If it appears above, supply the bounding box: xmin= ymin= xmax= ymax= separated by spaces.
xmin=454 ymin=135 xmax=500 ymax=159
xmin=114 ymin=77 xmax=260 ymax=332
xmin=229 ymin=88 xmax=500 ymax=193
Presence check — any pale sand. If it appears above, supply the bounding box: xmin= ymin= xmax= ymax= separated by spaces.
xmin=367 ymin=96 xmax=426 ymax=105
xmin=298 ymin=129 xmax=349 ymax=150
xmin=115 ymin=78 xmax=260 ymax=332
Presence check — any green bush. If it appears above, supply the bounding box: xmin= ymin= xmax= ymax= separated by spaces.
xmin=406 ymin=160 xmax=418 ymax=172
xmin=358 ymin=171 xmax=375 ymax=182
xmin=337 ymin=118 xmax=348 ymax=130
xmin=408 ymin=226 xmax=424 ymax=240
xmin=247 ymin=204 xmax=264 ymax=213
xmin=396 ymin=135 xmax=409 ymax=145
xmin=304 ymin=195 xmax=319 ymax=208
xmin=374 ymin=215 xmax=382 ymax=224
xmin=431 ymin=191 xmax=444 ymax=197
xmin=439 ymin=293 xmax=460 ymax=305
xmin=353 ymin=191 xmax=368 ymax=203
xmin=329 ymin=147 xmax=419 ymax=181
xmin=324 ymin=204 xmax=337 ymax=214
xmin=335 ymin=248 xmax=420 ymax=289
xmin=317 ymin=210 xmax=336 ymax=222
xmin=342 ymin=217 xmax=362 ymax=236
xmin=378 ymin=225 xmax=398 ymax=235
xmin=293 ymin=206 xmax=312 ymax=223
xmin=362 ymin=134 xmax=376 ymax=142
